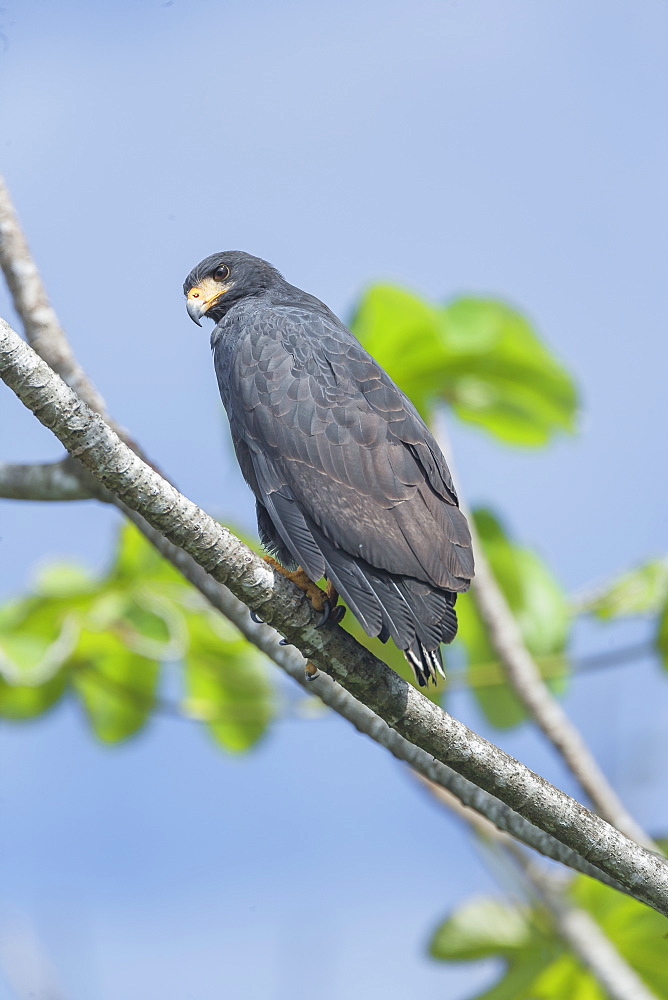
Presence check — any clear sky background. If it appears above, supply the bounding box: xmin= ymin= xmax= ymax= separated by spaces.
xmin=0 ymin=1 xmax=667 ymax=997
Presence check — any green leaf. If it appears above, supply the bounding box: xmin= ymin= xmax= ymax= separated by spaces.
xmin=351 ymin=287 xmax=578 ymax=446
xmin=0 ymin=617 xmax=78 ymax=681
xmin=531 ymin=956 xmax=605 ymax=1000
xmin=439 ymin=299 xmax=578 ymax=446
xmin=34 ymin=561 xmax=96 ymax=598
xmin=456 ymin=509 xmax=570 ymax=728
xmin=578 ymin=558 xmax=668 ymax=619
xmin=657 ymin=600 xmax=668 ymax=672
xmin=0 ymin=673 xmax=68 ymax=719
xmin=430 ymin=877 xmax=668 ymax=1000
xmin=71 ymin=630 xmax=160 ymax=743
xmin=430 ymin=897 xmax=561 ymax=1000
xmin=351 ymin=285 xmax=446 ymax=416
xmin=183 ymin=611 xmax=274 ymax=752
xmin=429 ymin=898 xmax=534 ymax=960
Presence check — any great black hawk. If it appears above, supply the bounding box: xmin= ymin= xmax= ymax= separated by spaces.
xmin=184 ymin=251 xmax=474 ymax=685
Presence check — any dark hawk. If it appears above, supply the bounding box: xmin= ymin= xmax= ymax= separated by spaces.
xmin=184 ymin=251 xmax=474 ymax=685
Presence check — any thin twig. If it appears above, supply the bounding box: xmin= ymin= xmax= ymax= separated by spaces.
xmin=436 ymin=418 xmax=654 ymax=851
xmin=0 ymin=175 xmax=109 ymax=417
xmin=472 ymin=550 xmax=653 ymax=848
xmin=0 ymin=174 xmax=154 ymax=468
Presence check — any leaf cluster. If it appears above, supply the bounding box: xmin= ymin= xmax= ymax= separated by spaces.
xmin=429 ymin=868 xmax=668 ymax=999
xmin=0 ymin=524 xmax=274 ymax=750
xmin=351 ymin=287 xmax=577 ymax=445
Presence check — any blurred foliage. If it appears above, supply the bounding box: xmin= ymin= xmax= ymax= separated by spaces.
xmin=0 ymin=523 xmax=274 ymax=750
xmin=576 ymin=555 xmax=668 ymax=676
xmin=577 ymin=558 xmax=668 ymax=620
xmin=429 ymin=870 xmax=668 ymax=999
xmin=351 ymin=286 xmax=578 ymax=445
xmin=455 ymin=508 xmax=569 ymax=728
xmin=657 ymin=602 xmax=668 ymax=674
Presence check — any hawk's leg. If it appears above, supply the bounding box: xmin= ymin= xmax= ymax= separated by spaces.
xmin=263 ymin=556 xmax=332 ymax=627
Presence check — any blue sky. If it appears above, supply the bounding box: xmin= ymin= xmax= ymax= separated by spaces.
xmin=0 ymin=1 xmax=667 ymax=997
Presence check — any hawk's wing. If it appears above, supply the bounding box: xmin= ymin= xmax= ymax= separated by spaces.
xmin=218 ymin=305 xmax=473 ymax=597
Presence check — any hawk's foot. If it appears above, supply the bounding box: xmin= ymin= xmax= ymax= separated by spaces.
xmin=263 ymin=557 xmax=331 ymax=626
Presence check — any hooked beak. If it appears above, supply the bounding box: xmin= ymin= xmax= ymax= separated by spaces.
xmin=186 ymin=296 xmax=204 ymax=326
xmin=185 ymin=278 xmax=232 ymax=326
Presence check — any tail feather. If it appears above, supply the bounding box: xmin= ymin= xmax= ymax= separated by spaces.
xmin=404 ymin=643 xmax=447 ymax=687
xmin=308 ymin=522 xmax=459 ymax=687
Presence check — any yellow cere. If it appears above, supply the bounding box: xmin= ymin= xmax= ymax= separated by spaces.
xmin=187 ymin=276 xmax=231 ymax=314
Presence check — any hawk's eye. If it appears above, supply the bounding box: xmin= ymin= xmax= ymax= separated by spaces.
xmin=213 ymin=265 xmax=230 ymax=282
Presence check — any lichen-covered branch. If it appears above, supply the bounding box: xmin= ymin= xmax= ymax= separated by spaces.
xmin=2 ymin=318 xmax=667 ymax=916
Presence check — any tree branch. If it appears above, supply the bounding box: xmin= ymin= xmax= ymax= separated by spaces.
xmin=0 ymin=458 xmax=95 ymax=500
xmin=0 ymin=181 xmax=637 ymax=897
xmin=471 ymin=546 xmax=653 ymax=848
xmin=436 ymin=420 xmax=654 ymax=850
xmin=2 ymin=319 xmax=667 ymax=916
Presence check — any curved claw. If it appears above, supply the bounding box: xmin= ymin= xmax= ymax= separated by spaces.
xmin=314 ymin=599 xmax=346 ymax=628
xmin=250 ymin=610 xmax=264 ymax=624
xmin=314 ymin=598 xmax=332 ymax=628
xmin=279 ymin=637 xmax=291 ymax=646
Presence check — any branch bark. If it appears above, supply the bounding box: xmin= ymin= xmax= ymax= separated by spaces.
xmin=2 ymin=317 xmax=667 ymax=916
